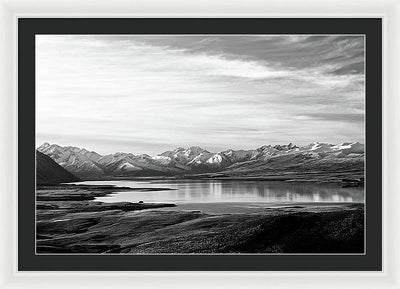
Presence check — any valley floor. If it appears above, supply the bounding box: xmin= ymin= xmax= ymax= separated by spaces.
xmin=36 ymin=184 xmax=364 ymax=254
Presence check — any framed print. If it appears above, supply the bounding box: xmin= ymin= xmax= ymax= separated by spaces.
xmin=17 ymin=18 xmax=382 ymax=271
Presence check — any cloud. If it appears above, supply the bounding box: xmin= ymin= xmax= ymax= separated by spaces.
xmin=36 ymin=35 xmax=365 ymax=155
xmin=302 ymin=113 xmax=364 ymax=123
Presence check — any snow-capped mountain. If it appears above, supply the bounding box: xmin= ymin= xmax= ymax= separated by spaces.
xmin=37 ymin=142 xmax=364 ymax=179
xmin=273 ymin=143 xmax=299 ymax=151
xmin=299 ymin=142 xmax=337 ymax=153
xmin=160 ymin=146 xmax=211 ymax=164
xmin=37 ymin=143 xmax=104 ymax=178
xmin=221 ymin=142 xmax=364 ymax=178
xmin=221 ymin=149 xmax=253 ymax=163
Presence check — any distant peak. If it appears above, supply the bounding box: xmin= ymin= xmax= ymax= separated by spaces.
xmin=38 ymin=143 xmax=101 ymax=157
xmin=273 ymin=143 xmax=299 ymax=151
xmin=188 ymin=146 xmax=203 ymax=150
xmin=66 ymin=145 xmax=83 ymax=151
xmin=174 ymin=147 xmax=185 ymax=152
xmin=185 ymin=146 xmax=206 ymax=154
xmin=39 ymin=142 xmax=51 ymax=148
xmin=38 ymin=142 xmax=59 ymax=150
xmin=258 ymin=145 xmax=272 ymax=149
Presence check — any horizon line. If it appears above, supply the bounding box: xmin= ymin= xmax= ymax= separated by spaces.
xmin=36 ymin=140 xmax=364 ymax=157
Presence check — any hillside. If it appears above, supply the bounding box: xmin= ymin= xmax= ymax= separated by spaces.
xmin=36 ymin=150 xmax=81 ymax=184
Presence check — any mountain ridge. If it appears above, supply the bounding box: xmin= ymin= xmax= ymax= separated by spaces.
xmin=37 ymin=142 xmax=364 ymax=180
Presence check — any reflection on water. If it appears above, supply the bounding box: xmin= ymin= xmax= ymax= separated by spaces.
xmin=74 ymin=179 xmax=364 ymax=204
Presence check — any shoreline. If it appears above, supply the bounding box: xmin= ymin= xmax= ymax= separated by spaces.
xmin=37 ymin=184 xmax=177 ymax=211
xmin=64 ymin=170 xmax=365 ymax=186
xmin=36 ymin=183 xmax=364 ymax=254
xmin=37 ymin=202 xmax=364 ymax=254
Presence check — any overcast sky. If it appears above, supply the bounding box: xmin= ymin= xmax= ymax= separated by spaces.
xmin=36 ymin=35 xmax=365 ymax=155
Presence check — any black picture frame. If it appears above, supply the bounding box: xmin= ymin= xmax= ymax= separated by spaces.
xmin=18 ymin=18 xmax=382 ymax=271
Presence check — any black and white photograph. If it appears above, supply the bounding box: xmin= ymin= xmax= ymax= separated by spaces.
xmin=35 ymin=34 xmax=365 ymax=254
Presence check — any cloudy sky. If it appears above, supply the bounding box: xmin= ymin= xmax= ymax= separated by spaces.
xmin=36 ymin=35 xmax=365 ymax=155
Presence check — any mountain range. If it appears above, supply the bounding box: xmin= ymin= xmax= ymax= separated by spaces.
xmin=37 ymin=142 xmax=364 ymax=180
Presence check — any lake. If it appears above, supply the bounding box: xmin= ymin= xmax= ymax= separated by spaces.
xmin=72 ymin=179 xmax=364 ymax=214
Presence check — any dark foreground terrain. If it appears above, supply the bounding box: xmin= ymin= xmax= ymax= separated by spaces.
xmin=36 ymin=185 xmax=364 ymax=254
